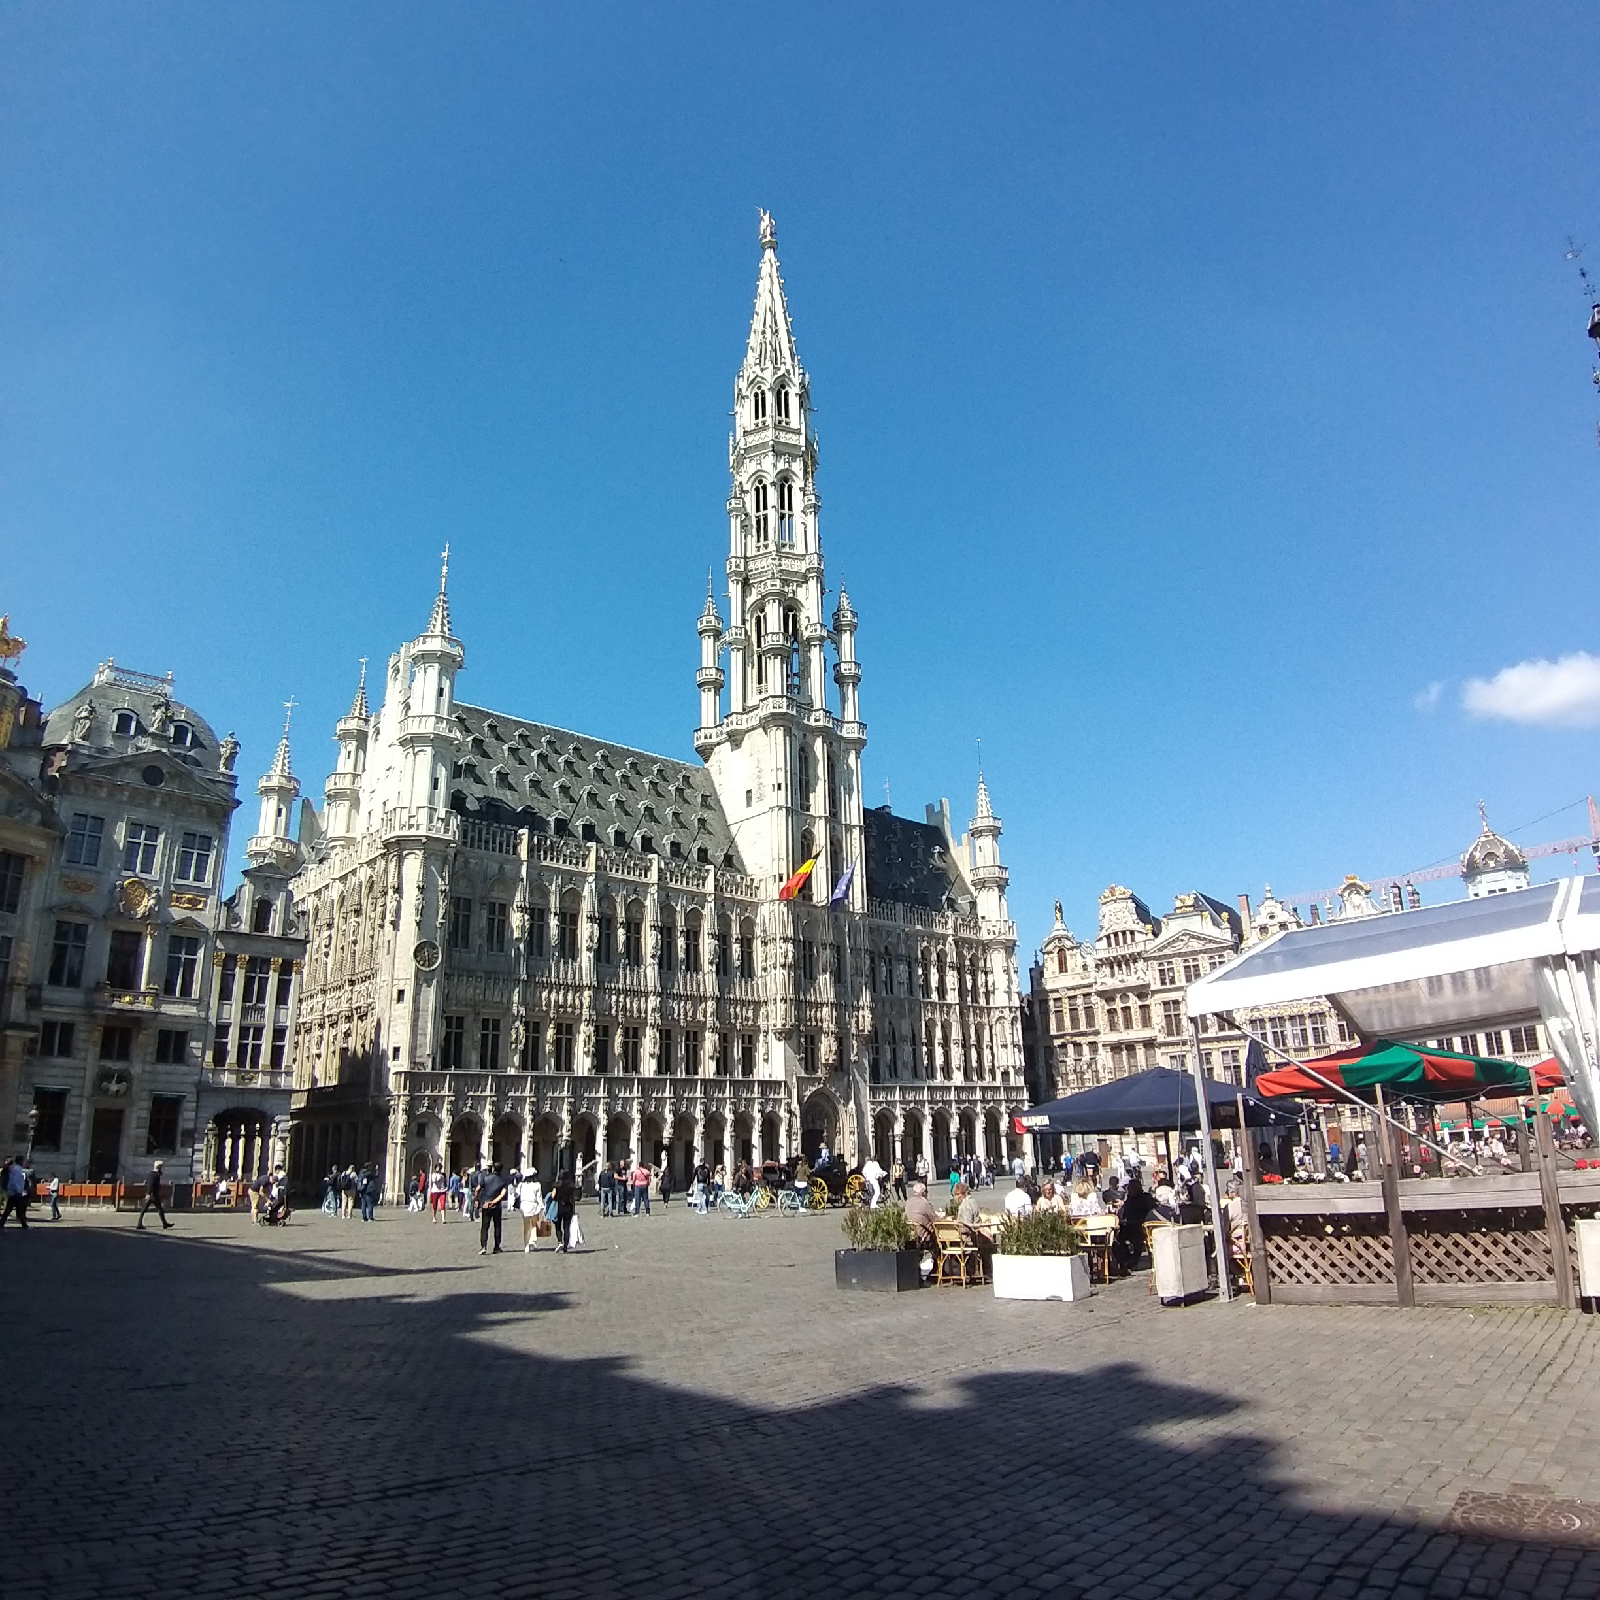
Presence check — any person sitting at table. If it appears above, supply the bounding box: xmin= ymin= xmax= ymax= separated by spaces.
xmin=1115 ymin=1175 xmax=1152 ymax=1270
xmin=903 ymin=1181 xmax=940 ymax=1243
xmin=1223 ymin=1178 xmax=1249 ymax=1264
xmin=1068 ymin=1179 xmax=1103 ymax=1219
xmin=1002 ymin=1177 xmax=1034 ymax=1220
xmin=952 ymin=1181 xmax=984 ymax=1230
xmin=1150 ymin=1178 xmax=1181 ymax=1224
xmin=1034 ymin=1180 xmax=1068 ymax=1217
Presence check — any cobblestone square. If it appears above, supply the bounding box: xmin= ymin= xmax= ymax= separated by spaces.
xmin=6 ymin=1200 xmax=1600 ymax=1599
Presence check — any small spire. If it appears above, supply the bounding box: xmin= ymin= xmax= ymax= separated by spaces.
xmin=427 ymin=543 xmax=452 ymax=636
xmin=759 ymin=208 xmax=777 ymax=252
xmin=1477 ymin=798 xmax=1490 ymax=830
xmin=269 ymin=697 xmax=297 ymax=779
xmin=975 ymin=744 xmax=993 ymax=820
xmin=349 ymin=658 xmax=369 ymax=719
xmin=743 ymin=212 xmax=800 ymax=379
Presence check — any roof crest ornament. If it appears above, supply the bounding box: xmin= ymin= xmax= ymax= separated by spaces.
xmin=758 ymin=208 xmax=777 ymax=252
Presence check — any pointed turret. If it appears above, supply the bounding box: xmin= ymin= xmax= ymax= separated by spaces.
xmin=425 ymin=545 xmax=454 ymax=641
xmin=248 ymin=701 xmax=302 ymax=868
xmin=742 ymin=209 xmax=801 ymax=382
xmin=348 ymin=657 xmax=369 ymax=720
xmin=968 ymin=766 xmax=1008 ymax=922
xmin=696 ymin=573 xmax=725 ymax=731
xmin=396 ymin=551 xmax=464 ymax=814
xmin=325 ymin=660 xmax=371 ymax=845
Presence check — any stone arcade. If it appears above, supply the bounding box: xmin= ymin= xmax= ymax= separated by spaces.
xmin=287 ymin=215 xmax=1027 ymax=1196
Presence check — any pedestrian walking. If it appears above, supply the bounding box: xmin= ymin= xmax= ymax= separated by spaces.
xmin=429 ymin=1164 xmax=448 ymax=1222
xmin=358 ymin=1164 xmax=379 ymax=1221
xmin=137 ymin=1160 xmax=173 ymax=1231
xmin=598 ymin=1162 xmax=616 ymax=1217
xmin=516 ymin=1172 xmax=545 ymax=1251
xmin=1 ymin=1156 xmax=29 ymax=1229
xmin=659 ymin=1161 xmax=673 ymax=1208
xmin=47 ymin=1174 xmax=61 ymax=1221
xmin=629 ymin=1158 xmax=652 ymax=1216
xmin=475 ymin=1163 xmax=507 ymax=1255
xmin=553 ymin=1169 xmax=577 ymax=1252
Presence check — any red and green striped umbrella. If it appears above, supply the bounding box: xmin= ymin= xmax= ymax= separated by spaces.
xmin=1253 ymin=1040 xmax=1550 ymax=1104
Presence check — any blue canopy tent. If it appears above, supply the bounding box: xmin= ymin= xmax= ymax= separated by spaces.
xmin=1015 ymin=1066 xmax=1297 ymax=1137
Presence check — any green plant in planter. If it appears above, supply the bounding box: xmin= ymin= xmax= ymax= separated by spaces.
xmin=840 ymin=1203 xmax=916 ymax=1252
xmin=995 ymin=1209 xmax=1083 ymax=1257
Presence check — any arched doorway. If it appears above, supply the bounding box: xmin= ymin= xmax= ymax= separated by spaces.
xmin=958 ymin=1109 xmax=978 ymax=1161
xmin=571 ymin=1114 xmax=599 ymax=1186
xmin=901 ymin=1111 xmax=924 ymax=1170
xmin=732 ymin=1112 xmax=754 ymax=1168
xmin=531 ymin=1115 xmax=562 ymax=1186
xmin=800 ymin=1090 xmax=838 ymax=1162
xmin=701 ymin=1110 xmax=726 ymax=1172
xmin=760 ymin=1111 xmax=781 ymax=1165
xmin=409 ymin=1113 xmax=442 ymax=1187
xmin=447 ymin=1115 xmax=483 ymax=1175
xmin=605 ymin=1113 xmax=633 ymax=1171
xmin=491 ymin=1114 xmax=523 ymax=1172
xmin=872 ymin=1110 xmax=894 ymax=1168
xmin=641 ymin=1111 xmax=666 ymax=1169
xmin=932 ymin=1110 xmax=952 ymax=1178
xmin=984 ymin=1111 xmax=1002 ymax=1163
xmin=670 ymin=1112 xmax=697 ymax=1189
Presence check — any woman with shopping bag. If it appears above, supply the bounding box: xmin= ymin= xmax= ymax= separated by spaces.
xmin=517 ymin=1172 xmax=546 ymax=1252
xmin=552 ymin=1169 xmax=577 ymax=1252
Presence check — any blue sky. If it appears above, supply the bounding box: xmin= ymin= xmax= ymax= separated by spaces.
xmin=4 ymin=4 xmax=1600 ymax=961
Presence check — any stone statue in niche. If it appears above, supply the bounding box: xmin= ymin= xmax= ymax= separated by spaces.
xmin=219 ymin=732 xmax=239 ymax=772
xmin=71 ymin=700 xmax=96 ymax=744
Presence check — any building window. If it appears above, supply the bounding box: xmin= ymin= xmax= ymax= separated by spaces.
xmin=1156 ymin=961 xmax=1176 ymax=987
xmin=1268 ymin=1015 xmax=1289 ymax=1052
xmin=113 ymin=709 xmax=137 ymax=736
xmin=715 ymin=1032 xmax=731 ymax=1075
xmin=485 ymin=901 xmax=508 ymax=954
xmin=751 ymin=386 xmax=767 ymax=424
xmin=175 ymin=832 xmax=214 ymax=884
xmin=553 ymin=1021 xmax=576 ymax=1073
xmin=621 ymin=1025 xmax=642 ymax=1074
xmin=163 ymin=935 xmax=201 ymax=998
xmin=713 ymin=929 xmax=730 ymax=978
xmin=1508 ymin=1024 xmax=1541 ymax=1054
xmin=528 ymin=905 xmax=549 ymax=957
xmin=1310 ymin=1012 xmax=1329 ymax=1048
xmin=270 ymin=1026 xmax=288 ymax=1069
xmin=242 ymin=957 xmax=271 ymax=1006
xmin=170 ymin=721 xmax=194 ymax=748
xmin=777 ymin=478 xmax=795 ymax=544
xmin=658 ymin=1029 xmax=675 ymax=1074
xmin=39 ymin=1020 xmax=76 ymax=1057
xmin=122 ymin=822 xmax=161 ymax=875
xmin=252 ymin=897 xmax=274 ymax=934
xmin=66 ymin=813 xmax=105 ymax=867
xmin=680 ymin=1029 xmax=700 ymax=1075
xmin=0 ymin=851 xmax=25 ymax=913
xmin=1288 ymin=1013 xmax=1310 ymax=1051
xmin=775 ymin=383 xmax=790 ymax=422
xmin=440 ymin=1014 xmax=466 ymax=1072
xmin=739 ymin=930 xmax=755 ymax=978
xmin=236 ymin=1025 xmax=264 ymax=1070
xmin=1221 ymin=1047 xmax=1241 ymax=1081
xmin=623 ymin=916 xmax=643 ymax=967
xmin=1050 ymin=999 xmax=1064 ymax=1033
xmin=802 ymin=1032 xmax=819 ymax=1075
xmin=1482 ymin=1029 xmax=1506 ymax=1057
xmin=597 ymin=914 xmax=614 ymax=965
xmin=146 ymin=1094 xmax=183 ymax=1154
xmin=1181 ymin=957 xmax=1202 ymax=984
xmin=30 ymin=1088 xmax=67 ymax=1152
xmin=106 ymin=929 xmax=143 ymax=990
xmin=521 ymin=1027 xmax=542 ymax=1071
xmin=100 ymin=1025 xmax=134 ymax=1062
xmin=1336 ymin=1015 xmax=1356 ymax=1044
xmin=739 ymin=1033 xmax=755 ymax=1077
xmin=480 ymin=1017 xmax=502 ymax=1072
xmin=753 ymin=481 xmax=769 ymax=546
xmin=683 ymin=922 xmax=701 ymax=973
xmin=1161 ymin=999 xmax=1184 ymax=1038
xmin=556 ymin=908 xmax=579 ymax=961
xmin=449 ymin=897 xmax=473 ymax=952
xmin=801 ymin=939 xmax=816 ymax=984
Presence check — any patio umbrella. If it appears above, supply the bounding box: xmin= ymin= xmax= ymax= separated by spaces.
xmin=1014 ymin=1065 xmax=1296 ymax=1136
xmin=1253 ymin=1040 xmax=1535 ymax=1104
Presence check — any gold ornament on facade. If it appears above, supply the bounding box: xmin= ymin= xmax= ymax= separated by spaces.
xmin=116 ymin=876 xmax=157 ymax=919
xmin=0 ymin=615 xmax=26 ymax=664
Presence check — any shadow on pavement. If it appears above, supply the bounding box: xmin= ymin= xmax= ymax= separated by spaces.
xmin=6 ymin=1227 xmax=1598 ymax=1600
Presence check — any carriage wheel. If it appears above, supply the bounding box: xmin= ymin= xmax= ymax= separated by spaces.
xmin=844 ymin=1174 xmax=866 ymax=1208
xmin=807 ymin=1178 xmax=829 ymax=1212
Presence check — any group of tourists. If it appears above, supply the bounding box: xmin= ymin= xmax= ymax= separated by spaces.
xmin=319 ymin=1164 xmax=381 ymax=1220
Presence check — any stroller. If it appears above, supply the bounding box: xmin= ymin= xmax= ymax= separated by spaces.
xmin=260 ymin=1182 xmax=292 ymax=1226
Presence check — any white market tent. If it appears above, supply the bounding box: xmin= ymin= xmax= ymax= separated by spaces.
xmin=1185 ymin=875 xmax=1600 ymax=1137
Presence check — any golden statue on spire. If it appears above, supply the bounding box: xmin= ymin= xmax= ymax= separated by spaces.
xmin=0 ymin=615 xmax=25 ymax=665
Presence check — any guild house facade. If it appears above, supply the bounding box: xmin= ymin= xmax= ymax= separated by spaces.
xmin=288 ymin=214 xmax=1027 ymax=1196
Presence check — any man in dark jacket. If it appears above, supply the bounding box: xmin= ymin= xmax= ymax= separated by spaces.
xmin=358 ymin=1165 xmax=379 ymax=1222
xmin=552 ymin=1170 xmax=577 ymax=1252
xmin=138 ymin=1160 xmax=173 ymax=1230
xmin=475 ymin=1163 xmax=507 ymax=1255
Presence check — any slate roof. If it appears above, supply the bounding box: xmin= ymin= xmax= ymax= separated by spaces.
xmin=449 ymin=701 xmax=743 ymax=870
xmin=863 ymin=805 xmax=967 ymax=912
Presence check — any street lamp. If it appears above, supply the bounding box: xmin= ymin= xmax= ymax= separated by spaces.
xmin=25 ymin=1102 xmax=39 ymax=1162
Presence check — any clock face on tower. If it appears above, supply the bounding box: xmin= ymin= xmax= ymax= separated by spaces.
xmin=413 ymin=940 xmax=441 ymax=972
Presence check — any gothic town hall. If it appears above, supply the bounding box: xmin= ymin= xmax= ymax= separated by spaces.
xmin=288 ymin=215 xmax=1026 ymax=1195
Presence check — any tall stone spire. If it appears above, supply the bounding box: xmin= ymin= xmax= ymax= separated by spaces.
xmin=348 ymin=658 xmax=369 ymax=720
xmin=248 ymin=699 xmax=302 ymax=867
xmin=743 ymin=209 xmax=801 ymax=381
xmin=427 ymin=544 xmax=453 ymax=639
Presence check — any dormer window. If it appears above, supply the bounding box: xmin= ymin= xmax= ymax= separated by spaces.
xmin=752 ymin=481 xmax=769 ymax=548
xmin=170 ymin=722 xmax=194 ymax=748
xmin=776 ymin=384 xmax=790 ymax=423
xmin=113 ymin=710 xmax=137 ymax=737
xmin=751 ymin=387 xmax=767 ymax=424
xmin=777 ymin=478 xmax=795 ymax=544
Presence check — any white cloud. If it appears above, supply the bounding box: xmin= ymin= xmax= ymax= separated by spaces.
xmin=1462 ymin=652 xmax=1600 ymax=727
xmin=1412 ymin=681 xmax=1443 ymax=712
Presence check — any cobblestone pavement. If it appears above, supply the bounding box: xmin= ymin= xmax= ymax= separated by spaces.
xmin=5 ymin=1198 xmax=1599 ymax=1599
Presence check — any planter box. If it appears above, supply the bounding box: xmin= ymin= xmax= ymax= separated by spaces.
xmin=835 ymin=1248 xmax=922 ymax=1292
xmin=992 ymin=1253 xmax=1091 ymax=1302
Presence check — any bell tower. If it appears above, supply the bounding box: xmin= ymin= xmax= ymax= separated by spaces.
xmin=697 ymin=212 xmax=865 ymax=909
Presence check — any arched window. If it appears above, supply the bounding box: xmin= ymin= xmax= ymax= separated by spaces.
xmin=775 ymin=384 xmax=790 ymax=422
xmin=752 ymin=482 xmax=769 ymax=548
xmin=785 ymin=607 xmax=801 ymax=693
xmin=777 ymin=478 xmax=794 ymax=544
xmin=751 ymin=387 xmax=767 ymax=424
xmin=754 ymin=613 xmax=766 ymax=688
xmin=170 ymin=722 xmax=193 ymax=748
xmin=799 ymin=830 xmax=815 ymax=900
